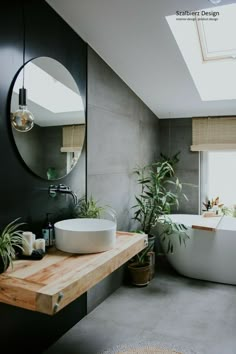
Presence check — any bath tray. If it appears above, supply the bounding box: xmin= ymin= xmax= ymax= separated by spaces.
xmin=192 ymin=215 xmax=223 ymax=232
xmin=192 ymin=225 xmax=216 ymax=231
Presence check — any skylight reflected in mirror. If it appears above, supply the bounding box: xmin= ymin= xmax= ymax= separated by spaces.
xmin=166 ymin=4 xmax=236 ymax=101
xmin=13 ymin=62 xmax=84 ymax=113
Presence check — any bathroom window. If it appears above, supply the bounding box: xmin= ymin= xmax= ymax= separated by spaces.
xmin=201 ymin=151 xmax=236 ymax=208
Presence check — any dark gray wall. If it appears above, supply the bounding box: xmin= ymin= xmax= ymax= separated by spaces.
xmin=87 ymin=47 xmax=160 ymax=311
xmin=0 ymin=1 xmax=87 ymax=353
xmin=0 ymin=0 xmax=86 ymax=227
xmin=159 ymin=118 xmax=199 ymax=214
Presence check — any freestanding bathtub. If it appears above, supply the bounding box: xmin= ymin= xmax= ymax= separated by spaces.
xmin=159 ymin=214 xmax=236 ymax=285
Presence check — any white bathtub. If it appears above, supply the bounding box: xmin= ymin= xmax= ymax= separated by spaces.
xmin=159 ymin=214 xmax=236 ymax=285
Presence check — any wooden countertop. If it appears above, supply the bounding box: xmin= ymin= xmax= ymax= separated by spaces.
xmin=0 ymin=232 xmax=147 ymax=315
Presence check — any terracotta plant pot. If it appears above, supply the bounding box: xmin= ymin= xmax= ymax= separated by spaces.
xmin=128 ymin=262 xmax=151 ymax=287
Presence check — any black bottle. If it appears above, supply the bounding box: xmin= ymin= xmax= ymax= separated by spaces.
xmin=42 ymin=213 xmax=54 ymax=248
xmin=207 ymin=200 xmax=211 ymax=211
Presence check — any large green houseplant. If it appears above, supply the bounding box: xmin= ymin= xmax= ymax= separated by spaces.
xmin=129 ymin=158 xmax=189 ymax=285
xmin=132 ymin=160 xmax=188 ymax=238
xmin=0 ymin=218 xmax=25 ymax=273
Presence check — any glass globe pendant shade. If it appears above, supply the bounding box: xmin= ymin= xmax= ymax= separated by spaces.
xmin=11 ymin=88 xmax=34 ymax=132
xmin=11 ymin=106 xmax=34 ymax=132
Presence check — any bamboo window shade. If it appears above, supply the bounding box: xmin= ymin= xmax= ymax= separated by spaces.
xmin=191 ymin=117 xmax=236 ymax=151
xmin=60 ymin=124 xmax=85 ymax=152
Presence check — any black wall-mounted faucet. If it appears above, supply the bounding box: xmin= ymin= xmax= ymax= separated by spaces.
xmin=48 ymin=184 xmax=78 ymax=205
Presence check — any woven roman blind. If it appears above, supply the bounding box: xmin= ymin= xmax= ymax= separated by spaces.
xmin=61 ymin=124 xmax=85 ymax=152
xmin=191 ymin=117 xmax=236 ymax=151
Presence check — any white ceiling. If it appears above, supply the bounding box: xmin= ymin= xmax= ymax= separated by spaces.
xmin=46 ymin=0 xmax=236 ymax=119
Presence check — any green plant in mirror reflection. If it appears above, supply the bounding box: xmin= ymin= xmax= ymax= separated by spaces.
xmin=47 ymin=167 xmax=58 ymax=180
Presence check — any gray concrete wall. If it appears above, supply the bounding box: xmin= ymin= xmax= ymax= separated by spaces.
xmin=87 ymin=47 xmax=160 ymax=311
xmin=87 ymin=47 xmax=160 ymax=230
xmin=159 ymin=118 xmax=199 ymax=214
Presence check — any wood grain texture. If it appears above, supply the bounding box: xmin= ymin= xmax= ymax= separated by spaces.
xmin=192 ymin=225 xmax=215 ymax=232
xmin=0 ymin=232 xmax=147 ymax=315
xmin=0 ymin=277 xmax=41 ymax=311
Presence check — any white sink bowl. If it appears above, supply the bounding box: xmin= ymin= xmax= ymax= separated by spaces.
xmin=54 ymin=218 xmax=117 ymax=253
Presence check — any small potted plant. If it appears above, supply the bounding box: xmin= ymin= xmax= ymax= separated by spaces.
xmin=0 ymin=218 xmax=25 ymax=273
xmin=128 ymin=240 xmax=154 ymax=287
xmin=73 ymin=196 xmax=106 ymax=219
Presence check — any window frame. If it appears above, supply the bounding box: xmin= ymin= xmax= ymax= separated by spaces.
xmin=200 ymin=150 xmax=236 ymax=211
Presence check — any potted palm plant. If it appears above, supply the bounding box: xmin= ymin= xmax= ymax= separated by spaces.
xmin=129 ymin=158 xmax=189 ymax=285
xmin=0 ymin=218 xmax=25 ymax=273
xmin=132 ymin=160 xmax=187 ymax=234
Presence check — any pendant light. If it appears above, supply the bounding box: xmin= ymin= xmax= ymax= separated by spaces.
xmin=11 ymin=0 xmax=34 ymax=133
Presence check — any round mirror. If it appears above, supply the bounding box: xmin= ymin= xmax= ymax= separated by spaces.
xmin=10 ymin=57 xmax=85 ymax=180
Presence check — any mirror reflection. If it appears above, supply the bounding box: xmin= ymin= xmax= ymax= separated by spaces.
xmin=11 ymin=57 xmax=85 ymax=180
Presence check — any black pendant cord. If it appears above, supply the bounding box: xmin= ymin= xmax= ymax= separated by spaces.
xmin=19 ymin=0 xmax=26 ymax=107
xmin=22 ymin=0 xmax=25 ymax=89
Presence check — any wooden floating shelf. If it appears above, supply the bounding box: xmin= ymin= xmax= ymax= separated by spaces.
xmin=0 ymin=232 xmax=147 ymax=315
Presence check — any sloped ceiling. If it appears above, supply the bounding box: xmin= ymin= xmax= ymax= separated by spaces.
xmin=46 ymin=0 xmax=236 ymax=118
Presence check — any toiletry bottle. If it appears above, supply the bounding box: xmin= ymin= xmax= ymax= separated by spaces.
xmin=42 ymin=213 xmax=54 ymax=248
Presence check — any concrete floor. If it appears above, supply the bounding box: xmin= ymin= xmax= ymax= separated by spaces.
xmin=45 ymin=263 xmax=236 ymax=354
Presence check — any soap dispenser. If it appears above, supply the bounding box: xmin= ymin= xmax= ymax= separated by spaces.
xmin=42 ymin=213 xmax=54 ymax=248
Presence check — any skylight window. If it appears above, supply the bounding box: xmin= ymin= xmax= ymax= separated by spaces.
xmin=13 ymin=62 xmax=83 ymax=113
xmin=197 ymin=5 xmax=236 ymax=61
xmin=166 ymin=4 xmax=236 ymax=101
